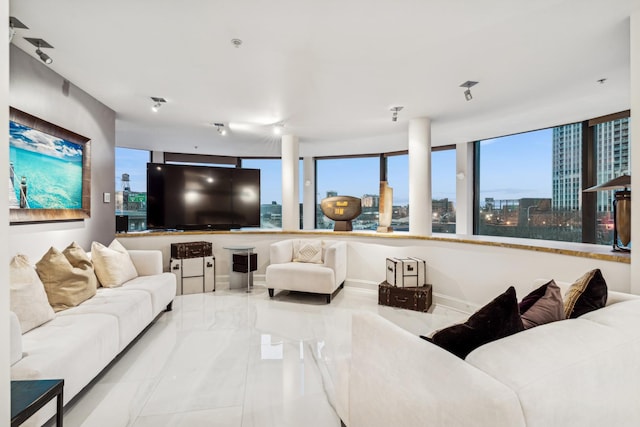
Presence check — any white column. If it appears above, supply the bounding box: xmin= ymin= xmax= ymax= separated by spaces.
xmin=630 ymin=9 xmax=640 ymax=295
xmin=408 ymin=117 xmax=432 ymax=235
xmin=151 ymin=151 xmax=164 ymax=163
xmin=281 ymin=134 xmax=300 ymax=230
xmin=455 ymin=142 xmax=474 ymax=235
xmin=302 ymin=156 xmax=315 ymax=229
xmin=1 ymin=0 xmax=11 ymax=420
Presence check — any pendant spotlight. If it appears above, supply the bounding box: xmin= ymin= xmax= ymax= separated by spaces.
xmin=390 ymin=106 xmax=403 ymax=122
xmin=150 ymin=97 xmax=166 ymax=112
xmin=25 ymin=37 xmax=54 ymax=65
xmin=214 ymin=123 xmax=227 ymax=135
xmin=460 ymin=81 xmax=478 ymax=101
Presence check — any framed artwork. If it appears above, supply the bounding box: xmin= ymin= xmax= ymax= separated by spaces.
xmin=9 ymin=107 xmax=91 ymax=224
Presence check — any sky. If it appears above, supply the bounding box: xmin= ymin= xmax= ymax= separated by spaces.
xmin=115 ymin=128 xmax=553 ymax=207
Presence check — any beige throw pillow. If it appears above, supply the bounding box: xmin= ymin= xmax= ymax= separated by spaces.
xmin=36 ymin=243 xmax=98 ymax=312
xmin=91 ymin=239 xmax=138 ymax=288
xmin=9 ymin=254 xmax=56 ymax=333
xmin=293 ymin=240 xmax=323 ymax=264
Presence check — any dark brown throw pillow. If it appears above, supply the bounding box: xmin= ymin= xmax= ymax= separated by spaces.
xmin=519 ymin=280 xmax=565 ymax=329
xmin=424 ymin=286 xmax=524 ymax=359
xmin=564 ymin=269 xmax=608 ymax=319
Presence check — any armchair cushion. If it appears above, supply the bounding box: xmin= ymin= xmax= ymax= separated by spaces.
xmin=293 ymin=240 xmax=323 ymax=263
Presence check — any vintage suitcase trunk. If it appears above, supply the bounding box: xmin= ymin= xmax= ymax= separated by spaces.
xmin=385 ymin=257 xmax=426 ymax=287
xmin=170 ymin=241 xmax=213 ymax=259
xmin=232 ymin=253 xmax=258 ymax=273
xmin=378 ymin=281 xmax=433 ymax=312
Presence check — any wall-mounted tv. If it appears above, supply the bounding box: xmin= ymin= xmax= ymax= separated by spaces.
xmin=147 ymin=163 xmax=260 ymax=230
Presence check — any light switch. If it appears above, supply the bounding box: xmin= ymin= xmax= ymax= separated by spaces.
xmin=103 ymin=192 xmax=111 ymax=203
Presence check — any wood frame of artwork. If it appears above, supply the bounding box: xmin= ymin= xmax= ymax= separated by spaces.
xmin=9 ymin=107 xmax=91 ymax=224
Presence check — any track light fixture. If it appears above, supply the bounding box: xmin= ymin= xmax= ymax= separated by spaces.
xmin=390 ymin=106 xmax=403 ymax=122
xmin=25 ymin=37 xmax=54 ymax=65
xmin=214 ymin=123 xmax=226 ymax=135
xmin=150 ymin=97 xmax=166 ymax=112
xmin=9 ymin=17 xmax=28 ymax=44
xmin=460 ymin=81 xmax=478 ymax=101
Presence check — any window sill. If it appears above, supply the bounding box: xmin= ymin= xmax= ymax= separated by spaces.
xmin=120 ymin=229 xmax=630 ymax=264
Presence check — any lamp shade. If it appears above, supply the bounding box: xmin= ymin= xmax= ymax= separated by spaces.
xmin=583 ymin=174 xmax=631 ymax=192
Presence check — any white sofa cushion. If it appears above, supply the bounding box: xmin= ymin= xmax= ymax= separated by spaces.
xmin=118 ymin=273 xmax=177 ymax=317
xmin=11 ymin=313 xmax=120 ymax=414
xmin=57 ymin=288 xmax=153 ymax=351
xmin=466 ymin=300 xmax=640 ymax=427
xmin=91 ymin=239 xmax=139 ymax=287
xmin=9 ymin=254 xmax=55 ymax=333
xmin=267 ymin=262 xmax=337 ymax=294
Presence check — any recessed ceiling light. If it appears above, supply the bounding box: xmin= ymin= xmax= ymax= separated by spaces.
xmin=597 ymin=78 xmax=607 ymax=84
xmin=231 ymin=38 xmax=242 ymax=48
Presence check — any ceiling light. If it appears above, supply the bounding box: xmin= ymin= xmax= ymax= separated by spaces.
xmin=150 ymin=97 xmax=166 ymax=112
xmin=9 ymin=17 xmax=28 ymax=44
xmin=25 ymin=37 xmax=54 ymax=65
xmin=460 ymin=81 xmax=478 ymax=101
xmin=390 ymin=106 xmax=403 ymax=122
xmin=213 ymin=123 xmax=226 ymax=135
xmin=273 ymin=123 xmax=284 ymax=135
xmin=231 ymin=38 xmax=243 ymax=48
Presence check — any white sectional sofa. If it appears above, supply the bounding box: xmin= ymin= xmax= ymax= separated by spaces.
xmin=345 ymin=288 xmax=640 ymax=427
xmin=265 ymin=239 xmax=347 ymax=303
xmin=9 ymin=249 xmax=176 ymax=426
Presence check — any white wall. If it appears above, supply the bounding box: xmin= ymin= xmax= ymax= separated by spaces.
xmin=1 ymin=0 xmax=11 ymax=422
xmin=630 ymin=9 xmax=640 ymax=294
xmin=8 ymin=46 xmax=116 ymax=261
xmin=118 ymin=232 xmax=630 ymax=313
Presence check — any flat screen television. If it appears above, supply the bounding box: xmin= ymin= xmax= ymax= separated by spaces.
xmin=146 ymin=163 xmax=260 ymax=230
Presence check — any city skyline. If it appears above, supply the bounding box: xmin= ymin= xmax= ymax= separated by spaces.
xmin=116 ymin=125 xmax=595 ymax=209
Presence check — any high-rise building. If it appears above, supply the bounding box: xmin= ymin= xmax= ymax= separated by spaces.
xmin=552 ymin=123 xmax=582 ymax=210
xmin=552 ymin=118 xmax=629 ymax=212
xmin=594 ymin=118 xmax=630 ymax=211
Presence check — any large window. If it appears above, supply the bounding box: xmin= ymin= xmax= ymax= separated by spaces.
xmin=476 ymin=126 xmax=578 ymax=241
xmin=432 ymin=148 xmax=456 ymax=234
xmin=475 ymin=112 xmax=630 ymax=245
xmin=242 ymin=158 xmax=282 ymax=228
xmin=316 ymin=156 xmax=379 ymax=230
xmin=386 ymin=154 xmax=409 ymax=231
xmin=115 ymin=147 xmax=150 ymax=231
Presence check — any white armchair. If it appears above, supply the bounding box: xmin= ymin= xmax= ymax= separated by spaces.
xmin=265 ymin=239 xmax=347 ymax=303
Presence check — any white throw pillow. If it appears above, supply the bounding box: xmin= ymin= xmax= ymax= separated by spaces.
xmin=293 ymin=240 xmax=323 ymax=264
xmin=9 ymin=254 xmax=55 ymax=333
xmin=91 ymin=239 xmax=138 ymax=287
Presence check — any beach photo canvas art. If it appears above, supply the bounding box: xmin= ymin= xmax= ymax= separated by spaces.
xmin=9 ymin=107 xmax=91 ymax=223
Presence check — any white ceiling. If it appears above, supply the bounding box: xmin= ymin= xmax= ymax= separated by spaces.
xmin=9 ymin=0 xmax=638 ymax=157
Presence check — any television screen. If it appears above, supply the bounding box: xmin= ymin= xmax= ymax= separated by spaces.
xmin=147 ymin=163 xmax=260 ymax=230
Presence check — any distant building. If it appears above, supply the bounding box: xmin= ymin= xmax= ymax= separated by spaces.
xmin=552 ymin=119 xmax=629 ymax=212
xmin=361 ymin=194 xmax=379 ymax=208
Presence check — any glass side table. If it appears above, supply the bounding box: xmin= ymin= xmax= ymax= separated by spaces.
xmin=223 ymin=246 xmax=257 ymax=293
xmin=11 ymin=379 xmax=64 ymax=427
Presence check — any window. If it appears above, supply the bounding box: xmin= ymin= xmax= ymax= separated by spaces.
xmin=115 ymin=147 xmax=150 ymax=231
xmin=432 ymin=148 xmax=456 ymax=233
xmin=386 ymin=154 xmax=409 ymax=231
xmin=594 ymin=117 xmax=630 ymax=245
xmin=475 ymin=113 xmax=631 ymax=245
xmin=241 ymin=159 xmax=283 ymax=228
xmin=315 ymin=156 xmax=379 ymax=230
xmin=476 ymin=126 xmax=582 ymax=242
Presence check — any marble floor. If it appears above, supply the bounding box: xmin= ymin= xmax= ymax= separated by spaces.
xmin=61 ymin=285 xmax=467 ymax=427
